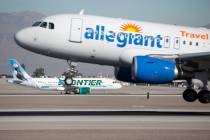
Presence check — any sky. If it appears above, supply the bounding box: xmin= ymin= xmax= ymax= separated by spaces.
xmin=1 ymin=0 xmax=210 ymax=26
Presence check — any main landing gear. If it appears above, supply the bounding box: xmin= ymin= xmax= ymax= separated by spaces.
xmin=182 ymin=79 xmax=210 ymax=104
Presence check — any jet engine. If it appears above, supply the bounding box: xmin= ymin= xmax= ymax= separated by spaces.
xmin=115 ymin=56 xmax=193 ymax=84
xmin=132 ymin=56 xmax=178 ymax=84
xmin=114 ymin=67 xmax=134 ymax=82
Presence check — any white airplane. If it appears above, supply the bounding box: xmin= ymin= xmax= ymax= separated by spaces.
xmin=8 ymin=59 xmax=122 ymax=94
xmin=14 ymin=10 xmax=210 ymax=103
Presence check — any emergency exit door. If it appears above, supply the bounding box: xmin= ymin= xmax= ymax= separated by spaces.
xmin=69 ymin=18 xmax=83 ymax=43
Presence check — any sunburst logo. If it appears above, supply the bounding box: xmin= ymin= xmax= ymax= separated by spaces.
xmin=120 ymin=23 xmax=142 ymax=33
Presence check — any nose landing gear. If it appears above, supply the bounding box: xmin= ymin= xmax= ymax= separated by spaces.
xmin=63 ymin=59 xmax=79 ymax=94
xmin=64 ymin=76 xmax=73 ymax=86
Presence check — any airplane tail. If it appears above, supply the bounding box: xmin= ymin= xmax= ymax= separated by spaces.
xmin=9 ymin=59 xmax=31 ymax=81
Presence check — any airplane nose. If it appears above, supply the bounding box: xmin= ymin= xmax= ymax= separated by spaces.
xmin=14 ymin=28 xmax=34 ymax=49
xmin=14 ymin=29 xmax=26 ymax=47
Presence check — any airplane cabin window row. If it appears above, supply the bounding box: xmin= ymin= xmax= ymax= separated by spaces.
xmin=182 ymin=40 xmax=199 ymax=46
xmin=165 ymin=37 xmax=200 ymax=48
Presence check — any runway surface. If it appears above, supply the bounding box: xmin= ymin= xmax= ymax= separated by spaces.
xmin=1 ymin=79 xmax=210 ymax=111
xmin=0 ymin=94 xmax=210 ymax=112
xmin=1 ymin=79 xmax=210 ymax=140
xmin=0 ymin=114 xmax=210 ymax=140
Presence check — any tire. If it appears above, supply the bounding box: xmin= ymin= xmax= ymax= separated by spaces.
xmin=70 ymin=88 xmax=79 ymax=94
xmin=183 ymin=89 xmax=197 ymax=102
xmin=64 ymin=76 xmax=73 ymax=86
xmin=75 ymin=88 xmax=80 ymax=94
xmin=198 ymin=90 xmax=210 ymax=104
xmin=65 ymin=90 xmax=70 ymax=94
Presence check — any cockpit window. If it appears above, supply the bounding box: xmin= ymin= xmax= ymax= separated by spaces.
xmin=32 ymin=21 xmax=55 ymax=30
xmin=40 ymin=22 xmax=47 ymax=28
xmin=49 ymin=23 xmax=54 ymax=29
xmin=32 ymin=21 xmax=41 ymax=26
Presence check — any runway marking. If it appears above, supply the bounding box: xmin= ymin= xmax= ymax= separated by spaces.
xmin=132 ymin=105 xmax=145 ymax=108
xmin=0 ymin=110 xmax=209 ymax=116
xmin=1 ymin=115 xmax=210 ymax=122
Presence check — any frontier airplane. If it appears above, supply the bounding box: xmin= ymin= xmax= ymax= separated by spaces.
xmin=14 ymin=10 xmax=210 ymax=103
xmin=8 ymin=59 xmax=121 ymax=94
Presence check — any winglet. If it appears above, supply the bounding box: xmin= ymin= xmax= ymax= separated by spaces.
xmin=79 ymin=9 xmax=84 ymax=15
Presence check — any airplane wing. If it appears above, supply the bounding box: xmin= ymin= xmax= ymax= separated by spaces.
xmin=149 ymin=52 xmax=210 ymax=70
xmin=178 ymin=52 xmax=210 ymax=63
xmin=147 ymin=52 xmax=210 ymax=79
xmin=147 ymin=52 xmax=210 ymax=80
xmin=176 ymin=52 xmax=210 ymax=78
xmin=177 ymin=52 xmax=210 ymax=70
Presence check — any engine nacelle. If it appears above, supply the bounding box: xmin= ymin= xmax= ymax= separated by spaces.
xmin=132 ymin=56 xmax=178 ymax=84
xmin=114 ymin=67 xmax=134 ymax=82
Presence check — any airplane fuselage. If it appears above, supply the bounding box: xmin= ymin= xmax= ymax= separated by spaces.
xmin=15 ymin=14 xmax=210 ymax=67
xmin=8 ymin=77 xmax=121 ymax=91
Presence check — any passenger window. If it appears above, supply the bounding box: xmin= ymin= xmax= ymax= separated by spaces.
xmin=196 ymin=42 xmax=199 ymax=46
xmin=32 ymin=21 xmax=41 ymax=26
xmin=40 ymin=22 xmax=47 ymax=28
xmin=183 ymin=41 xmax=186 ymax=45
xmin=49 ymin=23 xmax=54 ymax=29
xmin=189 ymin=41 xmax=192 ymax=45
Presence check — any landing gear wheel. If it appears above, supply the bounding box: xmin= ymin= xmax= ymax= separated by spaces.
xmin=198 ymin=90 xmax=210 ymax=104
xmin=75 ymin=88 xmax=80 ymax=94
xmin=183 ymin=89 xmax=197 ymax=102
xmin=65 ymin=77 xmax=73 ymax=86
xmin=65 ymin=90 xmax=71 ymax=94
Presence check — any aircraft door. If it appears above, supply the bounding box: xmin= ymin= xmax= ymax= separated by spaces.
xmin=164 ymin=36 xmax=170 ymax=48
xmin=69 ymin=18 xmax=83 ymax=43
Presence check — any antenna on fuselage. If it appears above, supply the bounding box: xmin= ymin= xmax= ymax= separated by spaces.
xmin=79 ymin=9 xmax=84 ymax=15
